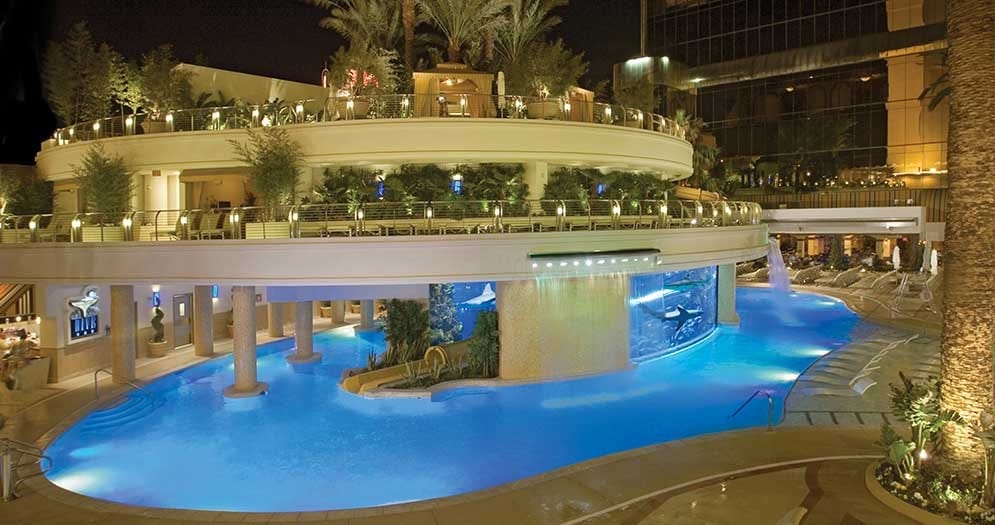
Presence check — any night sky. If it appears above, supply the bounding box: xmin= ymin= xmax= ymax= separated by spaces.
xmin=0 ymin=0 xmax=639 ymax=164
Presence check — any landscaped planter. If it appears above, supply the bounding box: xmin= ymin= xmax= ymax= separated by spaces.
xmin=336 ymin=99 xmax=370 ymax=119
xmin=526 ymin=100 xmax=563 ymax=120
xmin=81 ymin=225 xmax=124 ymax=242
xmin=141 ymin=120 xmax=170 ymax=134
xmin=147 ymin=341 xmax=170 ymax=358
xmin=244 ymin=222 xmax=290 ymax=239
xmin=865 ymin=463 xmax=968 ymax=525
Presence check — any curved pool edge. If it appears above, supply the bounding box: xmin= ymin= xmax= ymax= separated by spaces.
xmin=22 ymin=426 xmax=883 ymax=523
xmin=33 ymin=287 xmax=867 ymax=515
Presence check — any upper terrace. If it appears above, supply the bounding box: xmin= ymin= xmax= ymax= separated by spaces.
xmin=37 ymin=94 xmax=694 ymax=182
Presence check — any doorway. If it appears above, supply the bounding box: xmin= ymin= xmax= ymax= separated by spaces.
xmin=173 ymin=293 xmax=193 ymax=347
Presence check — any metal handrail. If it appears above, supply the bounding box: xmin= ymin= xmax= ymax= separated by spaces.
xmin=46 ymin=93 xmax=687 ymax=148
xmin=0 ymin=199 xmax=764 ymax=245
xmin=93 ymin=368 xmax=152 ymax=400
xmin=1 ymin=438 xmax=53 ymax=502
xmin=729 ymin=389 xmax=776 ymax=432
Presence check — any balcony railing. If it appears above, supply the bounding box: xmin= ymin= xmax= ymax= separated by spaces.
xmin=46 ymin=94 xmax=687 ymax=148
xmin=0 ymin=199 xmax=761 ymax=244
xmin=745 ymin=188 xmax=948 ymax=222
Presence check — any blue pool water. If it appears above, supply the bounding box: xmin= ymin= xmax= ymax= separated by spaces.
xmin=45 ymin=288 xmax=867 ymax=512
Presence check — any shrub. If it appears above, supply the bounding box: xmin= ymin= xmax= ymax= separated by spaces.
xmin=230 ymin=128 xmax=303 ymax=215
xmin=468 ymin=310 xmax=499 ymax=377
xmin=379 ymin=299 xmax=429 ymax=368
xmin=73 ymin=144 xmax=133 ymax=215
xmin=314 ymin=166 xmax=381 ymax=212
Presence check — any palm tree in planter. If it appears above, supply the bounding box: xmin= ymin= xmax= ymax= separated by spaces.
xmin=416 ymin=0 xmax=507 ymax=64
xmin=326 ymin=44 xmax=399 ymax=118
xmin=938 ymin=0 xmax=995 ymax=498
xmin=504 ymin=39 xmax=587 ymax=119
xmin=229 ymin=128 xmax=303 ymax=237
xmin=72 ymin=144 xmax=134 ymax=240
xmin=140 ymin=45 xmax=193 ymax=133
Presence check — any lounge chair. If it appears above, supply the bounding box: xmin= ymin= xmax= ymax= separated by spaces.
xmin=739 ymin=267 xmax=769 ymax=282
xmin=814 ymin=266 xmax=863 ymax=287
xmin=791 ymin=265 xmax=824 ymax=285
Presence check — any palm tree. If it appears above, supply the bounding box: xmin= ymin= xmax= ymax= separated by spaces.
xmin=938 ymin=0 xmax=995 ymax=485
xmin=919 ymin=50 xmax=950 ymax=111
xmin=495 ymin=0 xmax=566 ymax=69
xmin=673 ymin=109 xmax=719 ymax=186
xmin=417 ymin=0 xmax=507 ymax=63
xmin=306 ymin=0 xmax=403 ymax=52
xmin=402 ymin=0 xmax=417 ymax=73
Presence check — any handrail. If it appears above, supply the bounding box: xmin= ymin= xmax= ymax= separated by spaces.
xmin=729 ymin=389 xmax=776 ymax=432
xmin=45 ymin=93 xmax=687 ymax=149
xmin=93 ymin=368 xmax=152 ymax=400
xmin=1 ymin=438 xmax=53 ymax=502
xmin=0 ymin=199 xmax=764 ymax=245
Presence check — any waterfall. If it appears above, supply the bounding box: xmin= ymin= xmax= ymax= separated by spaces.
xmin=767 ymin=237 xmax=791 ymax=292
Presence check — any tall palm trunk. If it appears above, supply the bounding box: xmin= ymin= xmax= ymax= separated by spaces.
xmin=939 ymin=0 xmax=995 ymax=478
xmin=402 ymin=0 xmax=416 ymax=73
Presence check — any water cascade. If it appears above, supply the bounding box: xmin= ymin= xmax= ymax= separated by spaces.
xmin=767 ymin=237 xmax=791 ymax=292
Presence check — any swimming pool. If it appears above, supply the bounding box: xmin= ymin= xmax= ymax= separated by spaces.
xmin=45 ymin=287 xmax=867 ymax=512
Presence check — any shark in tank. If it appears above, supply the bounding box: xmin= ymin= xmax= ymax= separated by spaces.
xmin=638 ymin=304 xmax=703 ymax=334
xmin=461 ymin=283 xmax=496 ymax=305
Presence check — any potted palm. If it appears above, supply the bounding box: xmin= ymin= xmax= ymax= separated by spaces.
xmin=72 ymin=144 xmax=133 ymax=241
xmin=506 ymin=40 xmax=587 ymax=120
xmin=147 ymin=307 xmax=170 ymax=357
xmin=230 ymin=128 xmax=303 ymax=238
xmin=140 ymin=45 xmax=192 ymax=133
xmin=327 ymin=45 xmax=398 ymax=119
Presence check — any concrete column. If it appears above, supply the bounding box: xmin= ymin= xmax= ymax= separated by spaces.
xmin=717 ymin=264 xmax=740 ymax=326
xmin=110 ymin=285 xmax=136 ymax=384
xmin=267 ymin=302 xmax=284 ymax=337
xmin=287 ymin=301 xmax=320 ymax=364
xmin=330 ymin=300 xmax=346 ymax=324
xmin=497 ymin=276 xmax=631 ymax=380
xmin=224 ymin=285 xmax=267 ymax=398
xmin=193 ymin=285 xmax=214 ymax=357
xmin=523 ymin=161 xmax=549 ymax=201
xmin=359 ymin=299 xmax=375 ymax=330
xmin=166 ymin=174 xmax=180 ymax=210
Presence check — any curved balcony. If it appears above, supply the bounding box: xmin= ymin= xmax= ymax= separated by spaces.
xmin=0 ymin=200 xmax=766 ymax=285
xmin=37 ymin=96 xmax=694 ymax=182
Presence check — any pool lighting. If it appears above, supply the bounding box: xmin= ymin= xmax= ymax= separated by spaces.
xmin=559 ymin=262 xmax=567 ymax=267
xmin=597 ymin=259 xmax=605 ymax=264
xmin=621 ymin=258 xmax=629 ymax=262
xmin=572 ymin=260 xmax=580 ymax=266
xmin=642 ymin=257 xmax=649 ymax=262
xmin=545 ymin=262 xmax=553 ymax=268
xmin=611 ymin=259 xmax=617 ymax=264
xmin=585 ymin=259 xmax=593 ymax=266
xmin=532 ymin=263 xmax=538 ymax=268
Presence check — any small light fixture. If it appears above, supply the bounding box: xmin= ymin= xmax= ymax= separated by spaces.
xmin=28 ymin=220 xmax=37 ymax=230
xmin=165 ymin=113 xmax=174 ymax=124
xmin=180 ymin=216 xmax=188 ymax=225
xmin=71 ymin=218 xmax=81 ymax=229
xmin=68 ymin=127 xmax=75 ymax=137
xmin=860 ymin=75 xmax=871 ymax=82
xmin=295 ymin=103 xmax=304 ymax=115
xmin=251 ymin=108 xmax=260 ymax=119
xmin=122 ymin=217 xmax=132 ymax=228
xmin=125 ymin=116 xmax=133 ymax=128
xmin=212 ymin=110 xmax=220 ymax=121
xmin=92 ymin=122 xmax=101 ymax=132
xmin=211 ymin=284 xmax=219 ymax=298
xmin=261 ymin=116 xmax=272 ymax=127
xmin=785 ymin=86 xmax=794 ymax=92
xmin=425 ymin=206 xmax=433 ymax=219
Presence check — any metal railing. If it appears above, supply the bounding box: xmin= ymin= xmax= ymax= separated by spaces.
xmin=93 ymin=368 xmax=152 ymax=400
xmin=1 ymin=438 xmax=53 ymax=502
xmin=0 ymin=199 xmax=762 ymax=245
xmin=729 ymin=389 xmax=776 ymax=432
xmin=46 ymin=94 xmax=687 ymax=148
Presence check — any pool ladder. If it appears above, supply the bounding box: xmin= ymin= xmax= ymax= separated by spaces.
xmin=1 ymin=438 xmax=53 ymax=502
xmin=729 ymin=389 xmax=775 ymax=432
xmin=93 ymin=368 xmax=152 ymax=400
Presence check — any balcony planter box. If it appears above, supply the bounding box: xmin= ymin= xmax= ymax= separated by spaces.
xmin=336 ymin=99 xmax=370 ymax=119
xmin=526 ymin=100 xmax=563 ymax=120
xmin=142 ymin=120 xmax=170 ymax=134
xmin=81 ymin=225 xmax=124 ymax=242
xmin=245 ymin=222 xmax=290 ymax=240
xmin=147 ymin=340 xmax=170 ymax=358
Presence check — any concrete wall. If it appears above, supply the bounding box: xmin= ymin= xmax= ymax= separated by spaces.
xmin=497 ymin=276 xmax=631 ymax=380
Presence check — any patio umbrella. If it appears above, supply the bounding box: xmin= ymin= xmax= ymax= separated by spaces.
xmin=930 ymin=249 xmax=939 ymax=276
xmin=892 ymin=245 xmax=901 ymax=271
xmin=920 ymin=241 xmax=931 ymax=273
xmin=497 ymin=71 xmax=506 ymax=109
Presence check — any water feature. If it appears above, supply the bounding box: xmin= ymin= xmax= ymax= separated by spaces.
xmin=45 ymin=288 xmax=867 ymax=512
xmin=767 ymin=237 xmax=791 ymax=292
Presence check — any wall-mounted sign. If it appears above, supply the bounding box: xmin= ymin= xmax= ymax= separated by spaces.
xmin=68 ymin=286 xmax=100 ymax=340
xmin=211 ymin=284 xmax=220 ymax=298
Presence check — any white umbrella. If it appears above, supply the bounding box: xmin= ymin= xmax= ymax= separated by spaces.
xmin=892 ymin=245 xmax=901 ymax=271
xmin=920 ymin=241 xmax=931 ymax=273
xmin=497 ymin=71 xmax=506 ymax=109
xmin=930 ymin=249 xmax=939 ymax=276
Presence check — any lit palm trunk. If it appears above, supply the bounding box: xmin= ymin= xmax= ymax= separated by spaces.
xmin=939 ymin=0 xmax=995 ymax=478
xmin=402 ymin=0 xmax=416 ymax=73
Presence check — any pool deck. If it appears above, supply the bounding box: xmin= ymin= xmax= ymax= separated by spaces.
xmin=0 ymin=289 xmax=933 ymax=525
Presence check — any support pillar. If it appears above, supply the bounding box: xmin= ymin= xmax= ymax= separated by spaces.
xmin=330 ymin=300 xmax=346 ymax=324
xmin=193 ymin=285 xmax=214 ymax=357
xmin=267 ymin=302 xmax=284 ymax=337
xmin=359 ymin=299 xmax=375 ymax=330
xmin=110 ymin=285 xmax=136 ymax=384
xmin=718 ymin=263 xmax=740 ymax=325
xmin=287 ymin=301 xmax=320 ymax=364
xmin=523 ymin=161 xmax=549 ymax=201
xmin=224 ymin=285 xmax=267 ymax=397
